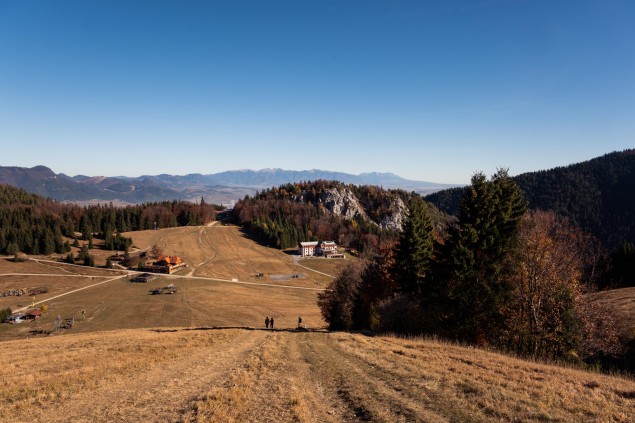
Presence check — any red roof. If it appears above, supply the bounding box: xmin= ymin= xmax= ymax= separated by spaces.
xmin=156 ymin=255 xmax=184 ymax=265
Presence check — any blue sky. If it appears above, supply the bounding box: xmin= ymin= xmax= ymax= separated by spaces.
xmin=0 ymin=0 xmax=633 ymax=184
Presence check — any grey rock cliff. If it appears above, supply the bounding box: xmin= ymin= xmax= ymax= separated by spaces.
xmin=319 ymin=188 xmax=366 ymax=220
xmin=380 ymin=197 xmax=408 ymax=231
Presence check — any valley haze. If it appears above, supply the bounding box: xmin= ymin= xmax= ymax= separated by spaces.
xmin=0 ymin=164 xmax=459 ymax=205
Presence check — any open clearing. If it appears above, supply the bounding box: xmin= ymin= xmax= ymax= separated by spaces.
xmin=3 ymin=224 xmax=635 ymax=421
xmin=0 ymin=224 xmax=345 ymax=340
xmin=2 ymin=328 xmax=635 ymax=422
xmin=125 ymin=224 xmax=346 ymax=288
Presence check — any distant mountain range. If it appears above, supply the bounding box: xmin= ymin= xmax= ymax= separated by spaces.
xmin=0 ymin=166 xmax=457 ymax=205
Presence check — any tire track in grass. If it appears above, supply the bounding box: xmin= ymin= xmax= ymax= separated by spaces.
xmin=296 ymin=333 xmax=451 ymax=422
xmin=41 ymin=329 xmax=268 ymax=423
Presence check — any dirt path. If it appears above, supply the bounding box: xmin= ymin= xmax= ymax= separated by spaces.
xmin=295 ymin=333 xmax=449 ymax=422
xmin=293 ymin=259 xmax=336 ymax=279
xmin=39 ymin=330 xmax=270 ymax=423
xmin=13 ymin=274 xmax=128 ymax=313
xmin=182 ymin=331 xmax=449 ymax=422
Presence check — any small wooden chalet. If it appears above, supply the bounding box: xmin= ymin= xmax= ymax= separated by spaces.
xmin=131 ymin=273 xmax=157 ymax=283
xmin=146 ymin=255 xmax=188 ymax=274
xmin=25 ymin=309 xmax=41 ymax=320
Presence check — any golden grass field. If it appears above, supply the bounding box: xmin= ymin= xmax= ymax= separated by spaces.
xmin=2 ymin=328 xmax=635 ymax=422
xmin=1 ymin=224 xmax=342 ymax=340
xmin=2 ymin=223 xmax=635 ymax=422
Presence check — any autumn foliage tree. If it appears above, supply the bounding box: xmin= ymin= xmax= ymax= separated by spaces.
xmin=352 ymin=242 xmax=398 ymax=330
xmin=317 ymin=260 xmax=366 ymax=330
xmin=504 ymin=210 xmax=621 ymax=360
xmin=150 ymin=244 xmax=163 ymax=259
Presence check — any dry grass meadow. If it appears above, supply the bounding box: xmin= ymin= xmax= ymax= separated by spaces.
xmin=2 ymin=329 xmax=635 ymax=422
xmin=2 ymin=223 xmax=635 ymax=421
xmin=588 ymin=287 xmax=635 ymax=341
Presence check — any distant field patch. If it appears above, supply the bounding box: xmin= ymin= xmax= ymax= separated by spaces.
xmin=298 ymin=257 xmax=350 ymax=278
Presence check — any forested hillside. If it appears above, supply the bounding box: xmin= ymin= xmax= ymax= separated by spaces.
xmin=232 ymin=180 xmax=448 ymax=253
xmin=426 ymin=150 xmax=635 ymax=249
xmin=320 ymin=170 xmax=627 ymax=370
xmin=0 ymin=184 xmax=219 ymax=255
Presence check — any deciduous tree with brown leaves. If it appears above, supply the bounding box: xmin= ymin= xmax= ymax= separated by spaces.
xmin=504 ymin=210 xmax=621 ymax=360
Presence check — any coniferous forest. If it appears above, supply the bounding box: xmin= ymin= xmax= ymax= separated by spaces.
xmin=427 ymin=150 xmax=635 ymax=247
xmin=319 ymin=170 xmax=626 ymax=369
xmin=426 ymin=150 xmax=635 ymax=289
xmin=0 ymin=184 xmax=218 ymax=255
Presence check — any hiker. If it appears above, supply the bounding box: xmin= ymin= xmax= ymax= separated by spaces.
xmin=270 ymin=317 xmax=274 ymax=329
xmin=265 ymin=316 xmax=270 ymax=328
xmin=298 ymin=316 xmax=302 ymax=327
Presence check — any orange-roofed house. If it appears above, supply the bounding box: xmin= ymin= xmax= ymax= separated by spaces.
xmin=148 ymin=255 xmax=188 ymax=274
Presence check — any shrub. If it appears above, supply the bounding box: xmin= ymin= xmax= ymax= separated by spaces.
xmin=317 ymin=260 xmax=365 ymax=330
xmin=0 ymin=307 xmax=12 ymax=323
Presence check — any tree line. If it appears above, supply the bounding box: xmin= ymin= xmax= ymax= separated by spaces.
xmin=319 ymin=170 xmax=622 ymax=368
xmin=426 ymin=150 xmax=635 ymax=288
xmin=0 ymin=184 xmax=219 ymax=255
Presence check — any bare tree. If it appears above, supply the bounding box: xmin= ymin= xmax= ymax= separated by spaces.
xmin=150 ymin=244 xmax=163 ymax=259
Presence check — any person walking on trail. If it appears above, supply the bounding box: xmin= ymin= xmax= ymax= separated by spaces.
xmin=270 ymin=317 xmax=274 ymax=329
xmin=298 ymin=316 xmax=302 ymax=328
xmin=265 ymin=316 xmax=270 ymax=328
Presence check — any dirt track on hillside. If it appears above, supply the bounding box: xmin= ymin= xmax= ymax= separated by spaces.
xmin=4 ymin=330 xmax=449 ymax=422
xmin=3 ymin=329 xmax=635 ymax=422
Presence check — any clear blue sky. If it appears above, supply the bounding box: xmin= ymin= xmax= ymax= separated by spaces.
xmin=0 ymin=0 xmax=633 ymax=184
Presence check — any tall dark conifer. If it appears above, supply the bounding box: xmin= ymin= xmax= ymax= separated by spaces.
xmin=394 ymin=197 xmax=434 ymax=298
xmin=445 ymin=169 xmax=527 ymax=345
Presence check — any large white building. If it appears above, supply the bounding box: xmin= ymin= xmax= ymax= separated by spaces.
xmin=299 ymin=241 xmax=319 ymax=257
xmin=298 ymin=240 xmax=338 ymax=257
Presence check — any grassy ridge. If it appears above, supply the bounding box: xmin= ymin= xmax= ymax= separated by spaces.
xmin=2 ymin=329 xmax=634 ymax=422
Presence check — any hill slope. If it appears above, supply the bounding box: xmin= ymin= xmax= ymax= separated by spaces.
xmin=426 ymin=150 xmax=635 ymax=248
xmin=2 ymin=328 xmax=634 ymax=422
xmin=2 ymin=219 xmax=633 ymax=421
xmin=233 ymin=180 xmax=450 ymax=252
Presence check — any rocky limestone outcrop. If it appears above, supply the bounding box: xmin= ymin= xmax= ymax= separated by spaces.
xmin=289 ymin=186 xmax=410 ymax=232
xmin=380 ymin=196 xmax=408 ymax=231
xmin=319 ymin=188 xmax=366 ymax=220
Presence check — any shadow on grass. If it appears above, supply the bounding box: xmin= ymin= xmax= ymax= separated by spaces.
xmin=150 ymin=326 xmax=328 ymax=334
xmin=237 ymin=227 xmax=301 ymax=257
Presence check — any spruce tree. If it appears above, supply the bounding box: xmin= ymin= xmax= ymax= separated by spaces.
xmin=84 ymin=254 xmax=95 ymax=267
xmin=445 ymin=169 xmax=527 ymax=345
xmin=394 ymin=197 xmax=434 ymax=298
